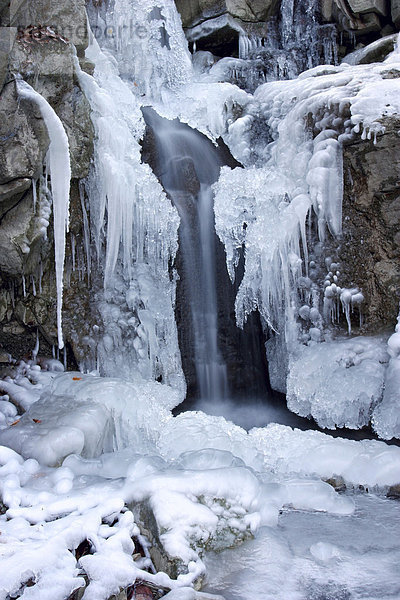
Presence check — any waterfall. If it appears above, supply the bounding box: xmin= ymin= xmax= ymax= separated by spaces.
xmin=143 ymin=107 xmax=228 ymax=400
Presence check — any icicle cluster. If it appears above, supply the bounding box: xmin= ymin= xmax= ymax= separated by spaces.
xmin=74 ymin=31 xmax=183 ymax=389
xmin=214 ymin=46 xmax=400 ymax=373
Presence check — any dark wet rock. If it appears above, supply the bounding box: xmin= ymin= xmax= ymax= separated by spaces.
xmin=338 ymin=116 xmax=400 ymax=332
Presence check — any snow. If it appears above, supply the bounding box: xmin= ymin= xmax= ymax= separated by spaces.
xmin=0 ymin=363 xmax=399 ymax=598
xmin=16 ymin=79 xmax=71 ymax=350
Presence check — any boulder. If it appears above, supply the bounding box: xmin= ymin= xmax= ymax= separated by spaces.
xmin=342 ymin=34 xmax=398 ymax=65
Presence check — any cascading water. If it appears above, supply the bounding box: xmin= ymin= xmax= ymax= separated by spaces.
xmin=142 ymin=107 xmax=228 ymax=401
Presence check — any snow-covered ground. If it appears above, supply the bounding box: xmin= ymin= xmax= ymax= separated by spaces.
xmin=0 ymin=362 xmax=399 ymax=599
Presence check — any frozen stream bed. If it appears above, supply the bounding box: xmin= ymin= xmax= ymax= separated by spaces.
xmin=204 ymin=493 xmax=400 ymax=600
xmin=0 ymin=364 xmax=399 ymax=599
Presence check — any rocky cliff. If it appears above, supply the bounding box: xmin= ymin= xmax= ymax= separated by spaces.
xmin=0 ymin=0 xmax=94 ymax=364
xmin=176 ymin=0 xmax=399 ymax=56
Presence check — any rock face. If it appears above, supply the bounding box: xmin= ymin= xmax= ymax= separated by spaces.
xmin=338 ymin=116 xmax=400 ymax=332
xmin=0 ymin=0 xmax=94 ymax=360
xmin=8 ymin=0 xmax=88 ymax=55
xmin=175 ymin=0 xmax=399 ymax=60
xmin=392 ymin=0 xmax=400 ymax=26
xmin=175 ymin=0 xmax=279 ymax=28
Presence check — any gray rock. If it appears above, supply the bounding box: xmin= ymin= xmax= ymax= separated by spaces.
xmin=342 ymin=34 xmax=398 ymax=65
xmin=323 ymin=475 xmax=347 ymax=492
xmin=337 ymin=115 xmax=400 ymax=332
xmin=392 ymin=0 xmax=400 ymax=27
xmin=9 ymin=37 xmax=74 ymax=95
xmin=175 ymin=0 xmax=279 ymax=29
xmin=10 ymin=0 xmax=88 ymax=55
xmin=0 ymin=191 xmax=33 ymax=274
xmin=0 ymin=79 xmax=49 ymax=184
xmin=9 ymin=41 xmax=94 ymax=179
xmin=0 ymin=27 xmax=16 ymax=90
xmin=347 ymin=0 xmax=387 ymax=16
xmin=0 ymin=177 xmax=31 ymax=217
xmin=387 ymin=483 xmax=400 ymax=499
xmin=131 ymin=500 xmax=204 ymax=590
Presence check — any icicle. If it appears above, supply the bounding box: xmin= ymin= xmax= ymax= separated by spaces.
xmin=38 ymin=262 xmax=43 ymax=293
xmin=31 ymin=275 xmax=36 ymax=297
xmin=71 ymin=233 xmax=76 ymax=272
xmin=32 ymin=330 xmax=39 ymax=363
xmin=79 ymin=181 xmax=91 ymax=282
xmin=32 ymin=178 xmax=37 ymax=213
xmin=22 ymin=274 xmax=26 ymax=298
xmin=16 ymin=78 xmax=71 ymax=349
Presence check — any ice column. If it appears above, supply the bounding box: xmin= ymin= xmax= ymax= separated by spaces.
xmin=16 ymin=79 xmax=71 ymax=349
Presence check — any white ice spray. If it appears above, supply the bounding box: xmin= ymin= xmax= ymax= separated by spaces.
xmin=16 ymin=78 xmax=71 ymax=349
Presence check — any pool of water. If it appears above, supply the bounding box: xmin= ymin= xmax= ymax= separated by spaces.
xmin=203 ymin=493 xmax=400 ymax=599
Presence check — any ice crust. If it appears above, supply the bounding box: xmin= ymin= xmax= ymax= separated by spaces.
xmin=213 ymin=41 xmax=400 ymax=417
xmin=215 ymin=50 xmax=400 ymax=346
xmin=372 ymin=310 xmax=400 ymax=440
xmin=1 ymin=363 xmax=399 ymax=597
xmin=287 ymin=336 xmax=389 ymax=430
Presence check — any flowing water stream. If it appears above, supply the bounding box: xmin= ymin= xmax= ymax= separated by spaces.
xmin=142 ymin=107 xmax=229 ymax=401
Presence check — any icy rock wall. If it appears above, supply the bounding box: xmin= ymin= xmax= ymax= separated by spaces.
xmin=0 ymin=1 xmax=94 ymax=361
xmin=214 ymin=46 xmax=400 ymax=393
xmin=77 ymin=0 xmax=192 ymax=391
xmin=15 ymin=79 xmax=71 ymax=351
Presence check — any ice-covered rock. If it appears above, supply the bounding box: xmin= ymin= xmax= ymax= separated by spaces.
xmin=286 ymin=335 xmax=388 ymax=429
xmin=372 ymin=311 xmax=400 ymax=440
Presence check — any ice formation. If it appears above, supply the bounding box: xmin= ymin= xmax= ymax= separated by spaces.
xmin=16 ymin=79 xmax=71 ymax=349
xmin=2 ymin=3 xmax=400 ymax=598
xmin=372 ymin=310 xmax=400 ymax=440
xmin=214 ymin=43 xmax=400 ymax=394
xmin=0 ymin=362 xmax=399 ymax=598
xmin=74 ymin=35 xmax=183 ymax=388
xmin=286 ymin=335 xmax=389 ymax=430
